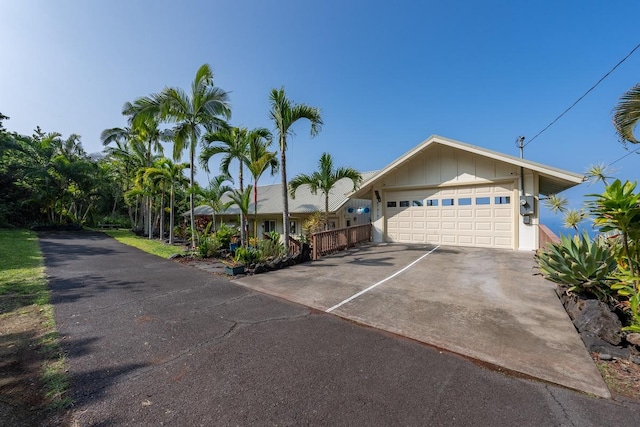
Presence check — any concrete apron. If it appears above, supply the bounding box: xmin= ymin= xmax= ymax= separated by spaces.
xmin=236 ymin=243 xmax=610 ymax=399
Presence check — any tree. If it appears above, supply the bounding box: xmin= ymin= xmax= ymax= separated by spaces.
xmin=268 ymin=87 xmax=322 ymax=249
xmin=145 ymin=158 xmax=189 ymax=244
xmin=246 ymin=135 xmax=278 ymax=237
xmin=129 ymin=63 xmax=231 ymax=247
xmin=227 ymin=185 xmax=253 ymax=246
xmin=613 ymin=83 xmax=640 ymax=145
xmin=289 ymin=152 xmax=362 ymax=230
xmin=192 ymin=174 xmax=234 ymax=234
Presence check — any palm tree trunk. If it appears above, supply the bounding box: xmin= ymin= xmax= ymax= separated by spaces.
xmin=169 ymin=185 xmax=175 ymax=245
xmin=159 ymin=187 xmax=165 ymax=242
xmin=189 ymin=137 xmax=197 ymax=249
xmin=281 ymin=145 xmax=289 ymax=253
xmin=325 ymin=193 xmax=330 ymax=230
xmin=254 ymin=180 xmax=258 ymax=239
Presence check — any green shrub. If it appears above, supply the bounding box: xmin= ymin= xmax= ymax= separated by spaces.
xmin=258 ymin=238 xmax=287 ymax=261
xmin=535 ymin=231 xmax=617 ymax=301
xmin=234 ymin=246 xmax=260 ymax=265
xmin=215 ymin=223 xmax=238 ymax=249
xmin=196 ymin=236 xmax=222 ymax=258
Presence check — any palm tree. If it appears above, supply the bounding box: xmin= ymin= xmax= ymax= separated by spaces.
xmin=227 ymin=185 xmax=253 ymax=246
xmin=102 ymin=116 xmax=167 ymax=235
xmin=247 ymin=135 xmax=278 ymax=237
xmin=103 ymin=139 xmax=149 ymax=228
xmin=192 ymin=174 xmax=234 ymax=233
xmin=145 ymin=158 xmax=189 ymax=244
xmin=129 ymin=63 xmax=231 ymax=247
xmin=289 ymin=152 xmax=362 ymax=230
xmin=613 ymin=83 xmax=640 ymax=145
xmin=268 ymin=87 xmax=322 ymax=249
xmin=201 ymin=126 xmax=272 ymax=243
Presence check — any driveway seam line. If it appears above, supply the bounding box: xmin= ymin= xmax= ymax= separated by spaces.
xmin=325 ymin=245 xmax=440 ymax=313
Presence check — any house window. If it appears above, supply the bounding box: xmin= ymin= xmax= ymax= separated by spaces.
xmin=387 ymin=201 xmax=397 ymax=208
xmin=476 ymin=197 xmax=491 ymax=205
xmin=412 ymin=200 xmax=423 ymax=207
xmin=399 ymin=201 xmax=410 ymax=207
xmin=289 ymin=220 xmax=297 ymax=235
xmin=442 ymin=198 xmax=455 ymax=206
xmin=458 ymin=198 xmax=472 ymax=206
xmin=495 ymin=196 xmax=511 ymax=205
xmin=263 ymin=220 xmax=276 ymax=233
xmin=426 ymin=199 xmax=438 ymax=206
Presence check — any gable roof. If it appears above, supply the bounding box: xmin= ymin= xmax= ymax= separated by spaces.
xmin=191 ymin=170 xmax=377 ymax=217
xmin=350 ymin=135 xmax=584 ymax=197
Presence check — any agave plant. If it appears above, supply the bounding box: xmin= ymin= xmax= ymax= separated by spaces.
xmin=535 ymin=231 xmax=617 ymax=301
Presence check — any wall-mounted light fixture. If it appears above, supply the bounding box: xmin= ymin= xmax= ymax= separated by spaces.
xmin=374 ymin=190 xmax=381 ymax=202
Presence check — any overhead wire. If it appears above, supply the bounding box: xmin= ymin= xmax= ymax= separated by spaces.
xmin=523 ymin=43 xmax=640 ymax=148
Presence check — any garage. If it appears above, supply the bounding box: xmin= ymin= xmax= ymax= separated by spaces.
xmin=385 ymin=183 xmax=514 ymax=248
xmin=349 ymin=135 xmax=584 ymax=250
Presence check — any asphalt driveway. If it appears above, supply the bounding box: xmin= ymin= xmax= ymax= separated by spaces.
xmin=40 ymin=232 xmax=640 ymax=425
xmin=237 ymin=243 xmax=608 ymax=398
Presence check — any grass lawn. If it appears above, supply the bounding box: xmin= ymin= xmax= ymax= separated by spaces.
xmin=101 ymin=229 xmax=187 ymax=258
xmin=0 ymin=229 xmax=72 ymax=423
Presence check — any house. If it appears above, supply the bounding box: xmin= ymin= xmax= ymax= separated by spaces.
xmin=349 ymin=135 xmax=584 ymax=250
xmin=191 ymin=171 xmax=377 ymax=237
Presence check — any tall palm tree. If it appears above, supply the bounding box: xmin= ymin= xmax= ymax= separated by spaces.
xmin=145 ymin=158 xmax=189 ymax=244
xmin=289 ymin=152 xmax=362 ymax=230
xmin=247 ymin=135 xmax=278 ymax=237
xmin=129 ymin=63 xmax=231 ymax=247
xmin=268 ymin=87 xmax=322 ymax=249
xmin=201 ymin=126 xmax=272 ymax=242
xmin=613 ymin=83 xmax=640 ymax=145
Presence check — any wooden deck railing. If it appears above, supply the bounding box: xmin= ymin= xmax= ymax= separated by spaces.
xmin=288 ymin=235 xmax=301 ymax=254
xmin=311 ymin=223 xmax=372 ymax=260
xmin=538 ymin=224 xmax=560 ymax=249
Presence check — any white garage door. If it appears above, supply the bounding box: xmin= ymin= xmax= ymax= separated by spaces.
xmin=385 ymin=184 xmax=514 ymax=248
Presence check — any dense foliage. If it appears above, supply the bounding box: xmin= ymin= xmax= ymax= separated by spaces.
xmin=537 ymin=179 xmax=640 ymax=332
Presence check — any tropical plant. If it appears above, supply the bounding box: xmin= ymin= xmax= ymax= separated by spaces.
xmin=233 ymin=246 xmax=260 ymax=266
xmin=535 ymin=231 xmax=618 ymax=302
xmin=246 ymin=131 xmax=278 ymax=237
xmin=214 ymin=223 xmax=238 ymax=250
xmin=302 ymin=211 xmax=325 ymax=240
xmin=585 ymin=163 xmax=615 ymax=186
xmin=612 ymin=82 xmax=640 ymax=145
xmin=588 ymin=179 xmax=640 ymax=283
xmin=289 ymin=152 xmax=362 ymax=230
xmin=257 ymin=238 xmax=287 ymax=261
xmin=268 ymin=87 xmax=322 ymax=251
xmin=128 ymin=63 xmax=231 ymax=247
xmin=192 ymin=174 xmax=234 ymax=233
xmin=200 ymin=127 xmax=272 ymax=242
xmin=144 ymin=158 xmax=189 ymax=244
xmin=227 ymin=185 xmax=253 ymax=247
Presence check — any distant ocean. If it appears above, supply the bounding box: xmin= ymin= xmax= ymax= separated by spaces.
xmin=540 ymin=215 xmax=597 ymax=238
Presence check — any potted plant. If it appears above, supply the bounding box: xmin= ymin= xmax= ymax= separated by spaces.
xmin=229 ymin=235 xmax=240 ymax=253
xmin=223 ymin=259 xmax=245 ymax=276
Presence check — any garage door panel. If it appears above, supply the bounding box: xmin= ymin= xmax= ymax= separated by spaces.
xmin=385 ymin=184 xmax=514 ymax=249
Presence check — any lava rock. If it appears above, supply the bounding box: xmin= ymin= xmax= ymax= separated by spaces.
xmin=580 ymin=332 xmax=630 ymax=359
xmin=568 ymin=299 xmax=622 ymax=345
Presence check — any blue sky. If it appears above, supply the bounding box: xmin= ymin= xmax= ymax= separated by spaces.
xmin=2 ymin=1 xmax=639 ymax=232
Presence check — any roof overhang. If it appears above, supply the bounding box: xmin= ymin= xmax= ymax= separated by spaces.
xmin=350 ymin=135 xmax=584 ymax=198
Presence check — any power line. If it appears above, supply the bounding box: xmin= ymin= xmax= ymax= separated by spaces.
xmin=608 ymin=145 xmax=640 ymax=167
xmin=523 ymin=43 xmax=640 ymax=148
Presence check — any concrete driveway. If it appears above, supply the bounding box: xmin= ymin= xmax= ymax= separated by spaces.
xmin=236 ymin=243 xmax=609 ymax=398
